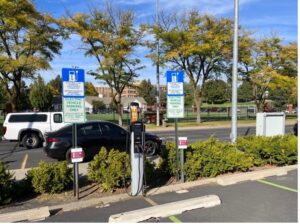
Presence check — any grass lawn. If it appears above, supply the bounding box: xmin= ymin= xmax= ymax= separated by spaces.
xmin=201 ymin=102 xmax=256 ymax=108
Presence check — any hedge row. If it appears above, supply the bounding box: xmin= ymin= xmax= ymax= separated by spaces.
xmin=159 ymin=135 xmax=297 ymax=181
xmin=236 ymin=135 xmax=297 ymax=166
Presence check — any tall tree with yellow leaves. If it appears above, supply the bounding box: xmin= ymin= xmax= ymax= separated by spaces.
xmin=241 ymin=37 xmax=297 ymax=111
xmin=147 ymin=11 xmax=241 ymax=123
xmin=59 ymin=4 xmax=144 ymax=126
xmin=0 ymin=0 xmax=62 ymax=111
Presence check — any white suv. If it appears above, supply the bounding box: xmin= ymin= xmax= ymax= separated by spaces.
xmin=3 ymin=112 xmax=67 ymax=149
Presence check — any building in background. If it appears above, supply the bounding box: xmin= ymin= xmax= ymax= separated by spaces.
xmin=94 ymin=82 xmax=166 ymax=100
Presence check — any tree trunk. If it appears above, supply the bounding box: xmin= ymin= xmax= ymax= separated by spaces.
xmin=194 ymin=97 xmax=201 ymax=123
xmin=117 ymin=95 xmax=123 ymax=126
xmin=11 ymin=79 xmax=21 ymax=112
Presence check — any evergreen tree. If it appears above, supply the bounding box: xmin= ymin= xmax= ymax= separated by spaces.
xmin=47 ymin=75 xmax=62 ymax=96
xmin=137 ymin=79 xmax=155 ymax=105
xmin=29 ymin=76 xmax=53 ymax=111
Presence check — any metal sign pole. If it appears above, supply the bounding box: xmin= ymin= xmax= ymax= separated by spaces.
xmin=62 ymin=67 xmax=85 ymax=200
xmin=72 ymin=123 xmax=76 ymax=196
xmin=74 ymin=123 xmax=79 ymax=199
xmin=72 ymin=123 xmax=79 ymax=199
xmin=175 ymin=118 xmax=179 ymax=181
xmin=181 ymin=146 xmax=184 ymax=183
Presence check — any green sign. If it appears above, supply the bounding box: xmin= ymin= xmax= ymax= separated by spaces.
xmin=167 ymin=96 xmax=184 ymax=118
xmin=63 ymin=98 xmax=86 ymax=123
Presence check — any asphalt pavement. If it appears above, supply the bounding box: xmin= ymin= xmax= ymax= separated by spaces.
xmin=40 ymin=169 xmax=298 ymax=222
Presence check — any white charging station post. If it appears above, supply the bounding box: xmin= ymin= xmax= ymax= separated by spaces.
xmin=129 ymin=102 xmax=144 ymax=196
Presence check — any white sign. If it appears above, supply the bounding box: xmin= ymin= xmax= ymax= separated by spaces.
xmin=71 ymin=148 xmax=84 ymax=163
xmin=178 ymin=137 xmax=188 ymax=149
xmin=63 ymin=98 xmax=85 ymax=123
xmin=167 ymin=96 xmax=184 ymax=118
xmin=63 ymin=82 xmax=84 ymax=97
xmin=167 ymin=82 xmax=184 ymax=95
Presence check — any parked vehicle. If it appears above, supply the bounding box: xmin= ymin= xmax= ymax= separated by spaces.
xmin=43 ymin=121 xmax=162 ymax=161
xmin=3 ymin=112 xmax=66 ymax=149
xmin=293 ymin=122 xmax=298 ymax=136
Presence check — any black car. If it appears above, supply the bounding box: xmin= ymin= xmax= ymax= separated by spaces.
xmin=43 ymin=121 xmax=162 ymax=161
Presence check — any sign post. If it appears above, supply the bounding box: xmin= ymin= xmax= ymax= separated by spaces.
xmin=166 ymin=70 xmax=184 ymax=182
xmin=178 ymin=137 xmax=188 ymax=183
xmin=62 ymin=68 xmax=85 ymax=199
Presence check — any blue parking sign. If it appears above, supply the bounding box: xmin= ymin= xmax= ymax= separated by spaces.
xmin=166 ymin=70 xmax=184 ymax=96
xmin=62 ymin=68 xmax=85 ymax=98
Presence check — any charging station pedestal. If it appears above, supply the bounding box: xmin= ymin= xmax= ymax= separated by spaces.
xmin=129 ymin=102 xmax=145 ymax=196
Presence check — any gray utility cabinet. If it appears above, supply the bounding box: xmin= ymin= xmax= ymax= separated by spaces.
xmin=256 ymin=112 xmax=285 ymax=136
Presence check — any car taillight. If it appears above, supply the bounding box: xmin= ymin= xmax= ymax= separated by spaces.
xmin=3 ymin=126 xmax=6 ymax=135
xmin=47 ymin=137 xmax=61 ymax=143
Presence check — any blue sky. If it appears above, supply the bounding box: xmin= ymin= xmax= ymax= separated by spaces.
xmin=35 ymin=0 xmax=298 ymax=86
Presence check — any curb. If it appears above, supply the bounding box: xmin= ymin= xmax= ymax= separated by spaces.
xmin=108 ymin=195 xmax=221 ymax=223
xmin=216 ymin=166 xmax=288 ymax=186
xmin=1 ymin=165 xmax=297 ymax=222
xmin=0 ymin=206 xmax=50 ymax=222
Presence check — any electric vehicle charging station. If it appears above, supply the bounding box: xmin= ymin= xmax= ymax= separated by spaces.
xmin=129 ymin=102 xmax=145 ymax=196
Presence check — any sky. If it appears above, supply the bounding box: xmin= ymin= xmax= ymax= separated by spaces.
xmin=34 ymin=0 xmax=298 ymax=86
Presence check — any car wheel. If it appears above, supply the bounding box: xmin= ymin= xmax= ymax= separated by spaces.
xmin=22 ymin=133 xmax=40 ymax=149
xmin=145 ymin=140 xmax=157 ymax=156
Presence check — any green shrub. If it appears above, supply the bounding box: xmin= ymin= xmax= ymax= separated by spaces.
xmin=184 ymin=137 xmax=253 ymax=181
xmin=157 ymin=142 xmax=179 ymax=176
xmin=159 ymin=134 xmax=297 ymax=182
xmin=236 ymin=135 xmax=298 ymax=166
xmin=87 ymin=147 xmax=131 ymax=192
xmin=12 ymin=178 xmax=34 ymax=200
xmin=0 ymin=161 xmax=14 ymax=205
xmin=144 ymin=158 xmax=156 ymax=184
xmin=27 ymin=161 xmax=72 ymax=194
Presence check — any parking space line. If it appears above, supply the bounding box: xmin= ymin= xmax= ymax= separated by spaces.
xmin=143 ymin=197 xmax=182 ymax=223
xmin=21 ymin=153 xmax=28 ymax=169
xmin=257 ymin=179 xmax=297 ymax=193
xmin=169 ymin=215 xmax=182 ymax=223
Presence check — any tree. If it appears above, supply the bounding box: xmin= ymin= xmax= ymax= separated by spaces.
xmin=0 ymin=81 xmax=8 ymax=110
xmin=238 ymin=81 xmax=254 ymax=103
xmin=184 ymin=83 xmax=194 ymax=107
xmin=240 ymin=37 xmax=297 ymax=111
xmin=203 ymin=79 xmax=229 ymax=104
xmin=60 ymin=4 xmax=143 ymax=126
xmin=92 ymin=100 xmax=106 ymax=113
xmin=29 ymin=75 xmax=53 ymax=111
xmin=0 ymin=0 xmax=63 ymax=111
xmin=137 ymin=79 xmax=155 ymax=105
xmin=17 ymin=81 xmax=31 ymax=111
xmin=147 ymin=11 xmax=237 ymax=123
xmin=47 ymin=75 xmax=62 ymax=96
xmin=85 ymin=82 xmax=98 ymax=96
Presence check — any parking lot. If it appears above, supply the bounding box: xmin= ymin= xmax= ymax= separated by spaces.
xmin=42 ymin=169 xmax=298 ymax=222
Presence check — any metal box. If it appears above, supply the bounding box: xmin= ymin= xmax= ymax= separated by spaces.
xmin=256 ymin=112 xmax=285 ymax=136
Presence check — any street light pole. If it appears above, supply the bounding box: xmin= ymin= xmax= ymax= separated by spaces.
xmin=231 ymin=0 xmax=239 ymax=143
xmin=156 ymin=0 xmax=160 ymax=126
